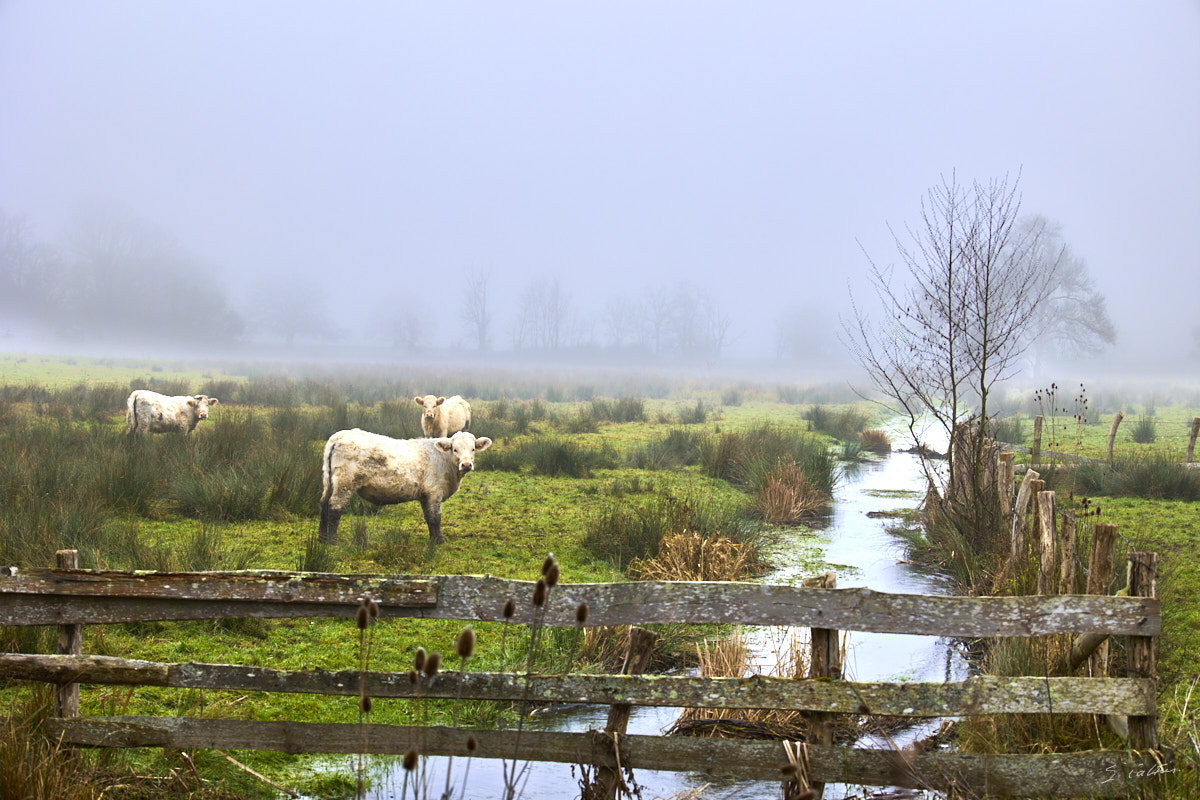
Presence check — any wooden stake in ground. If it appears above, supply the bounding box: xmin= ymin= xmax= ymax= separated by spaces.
xmin=1188 ymin=417 xmax=1200 ymax=464
xmin=1107 ymin=412 xmax=1124 ymax=467
xmin=55 ymin=549 xmax=81 ymax=720
xmin=1125 ymin=553 xmax=1158 ymax=752
xmin=1036 ymin=491 xmax=1056 ymax=596
xmin=1086 ymin=523 xmax=1118 ymax=679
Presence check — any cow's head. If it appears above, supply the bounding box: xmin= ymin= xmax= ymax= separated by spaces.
xmin=435 ymin=431 xmax=492 ymax=474
xmin=414 ymin=394 xmax=446 ymax=419
xmin=188 ymin=395 xmax=219 ymax=420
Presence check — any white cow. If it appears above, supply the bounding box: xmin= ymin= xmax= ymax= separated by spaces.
xmin=414 ymin=394 xmax=472 ymax=438
xmin=125 ymin=390 xmax=219 ymax=435
xmin=318 ymin=429 xmax=492 ymax=544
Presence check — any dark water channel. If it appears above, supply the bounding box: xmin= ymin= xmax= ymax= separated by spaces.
xmin=355 ymin=449 xmax=966 ymax=800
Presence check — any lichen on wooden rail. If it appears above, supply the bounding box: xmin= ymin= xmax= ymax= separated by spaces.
xmin=0 ymin=570 xmax=1160 ymax=636
xmin=48 ymin=716 xmax=1162 ymax=796
xmin=0 ymin=654 xmax=1158 ymax=717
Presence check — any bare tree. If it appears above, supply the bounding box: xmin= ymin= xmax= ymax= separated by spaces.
xmin=844 ymin=173 xmax=1060 ymax=503
xmin=0 ymin=209 xmax=62 ymax=336
xmin=1019 ymin=215 xmax=1116 ymax=365
xmin=459 ymin=270 xmax=493 ymax=351
xmin=509 ymin=275 xmax=572 ymax=351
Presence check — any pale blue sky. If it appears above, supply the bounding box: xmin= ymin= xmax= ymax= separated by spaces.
xmin=2 ymin=2 xmax=1197 ymax=371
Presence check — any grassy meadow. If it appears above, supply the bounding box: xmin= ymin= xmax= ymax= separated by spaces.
xmin=3 ymin=352 xmax=1200 ymax=798
xmin=0 ymin=353 xmax=855 ymax=797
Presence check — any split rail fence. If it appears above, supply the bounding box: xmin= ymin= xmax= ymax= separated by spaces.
xmin=0 ymin=543 xmax=1162 ymax=798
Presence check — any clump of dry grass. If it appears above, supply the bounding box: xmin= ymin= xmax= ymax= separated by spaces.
xmin=627 ymin=531 xmax=762 ymax=582
xmin=1 ymin=690 xmax=99 ymax=800
xmin=754 ymin=461 xmax=829 ymax=523
xmin=858 ymin=428 xmax=893 ymax=454
xmin=669 ymin=629 xmax=814 ymax=740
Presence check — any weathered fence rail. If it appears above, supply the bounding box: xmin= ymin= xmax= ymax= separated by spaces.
xmin=1 ymin=555 xmax=1162 ymax=798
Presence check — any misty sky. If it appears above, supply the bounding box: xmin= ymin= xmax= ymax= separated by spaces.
xmin=2 ymin=2 xmax=1198 ymax=371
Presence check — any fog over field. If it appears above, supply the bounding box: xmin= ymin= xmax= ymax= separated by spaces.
xmin=1 ymin=2 xmax=1198 ymax=381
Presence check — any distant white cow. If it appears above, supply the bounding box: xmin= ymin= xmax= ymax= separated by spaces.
xmin=318 ymin=429 xmax=492 ymax=544
xmin=125 ymin=390 xmax=220 ymax=435
xmin=414 ymin=394 xmax=471 ymax=438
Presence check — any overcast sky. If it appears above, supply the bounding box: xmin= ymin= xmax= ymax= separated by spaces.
xmin=2 ymin=2 xmax=1197 ymax=372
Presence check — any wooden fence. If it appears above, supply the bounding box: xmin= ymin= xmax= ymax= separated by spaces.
xmin=0 ymin=544 xmax=1162 ymax=798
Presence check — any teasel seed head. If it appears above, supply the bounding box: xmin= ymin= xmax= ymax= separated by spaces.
xmin=502 ymin=599 xmax=516 ymax=620
xmin=456 ymin=626 xmax=476 ymax=660
xmin=414 ymin=647 xmax=426 ymax=672
xmin=780 ymin=763 xmax=797 ymax=777
xmin=407 ymin=669 xmax=418 ymax=684
xmin=532 ymin=578 xmax=547 ymax=608
xmin=367 ymin=598 xmax=379 ymax=618
xmin=541 ymin=553 xmax=555 ymax=576
xmin=360 ymin=695 xmax=372 ymax=714
xmin=466 ymin=735 xmax=478 ymax=753
xmin=575 ymin=602 xmax=588 ymax=625
xmin=402 ymin=748 xmax=418 ymax=771
xmin=857 ymin=702 xmax=870 ymax=714
xmin=545 ymin=562 xmax=560 ymax=588
xmin=424 ymin=651 xmax=441 ymax=677
xmin=355 ymin=605 xmax=369 ymax=630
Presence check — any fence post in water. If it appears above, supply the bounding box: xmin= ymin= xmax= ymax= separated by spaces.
xmin=1188 ymin=417 xmax=1200 ymax=464
xmin=54 ymin=549 xmax=81 ymax=720
xmin=1032 ymin=415 xmax=1043 ymax=469
xmin=1086 ymin=524 xmax=1118 ymax=679
xmin=1058 ymin=511 xmax=1077 ymax=595
xmin=1107 ymin=412 xmax=1124 ymax=467
xmin=595 ymin=625 xmax=658 ymax=800
xmin=808 ymin=571 xmax=840 ymax=800
xmin=1125 ymin=552 xmax=1159 ymax=751
xmin=1036 ymin=490 xmax=1056 ymax=596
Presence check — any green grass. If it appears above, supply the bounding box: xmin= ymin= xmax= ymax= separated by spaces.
xmin=4 ymin=360 xmax=1199 ymax=796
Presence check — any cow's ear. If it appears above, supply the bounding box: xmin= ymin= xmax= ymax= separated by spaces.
xmin=436 ymin=396 xmax=446 ymax=405
xmin=474 ymin=437 xmax=492 ymax=452
xmin=435 ymin=438 xmax=453 ymax=452
xmin=414 ymin=396 xmax=424 ymax=405
xmin=187 ymin=398 xmax=198 ymax=408
xmin=208 ymin=398 xmax=219 ymax=405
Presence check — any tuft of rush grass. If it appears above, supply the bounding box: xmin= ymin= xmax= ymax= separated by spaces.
xmin=858 ymin=428 xmax=892 ymax=454
xmin=628 ymin=531 xmax=763 ymax=582
xmin=803 ymin=404 xmax=871 ymax=442
xmin=1 ymin=689 xmax=100 ymax=800
xmin=582 ymin=489 xmax=759 ymax=572
xmin=752 ymin=461 xmax=830 ymax=523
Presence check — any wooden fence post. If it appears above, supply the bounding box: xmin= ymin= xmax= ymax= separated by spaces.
xmin=1107 ymin=412 xmax=1124 ymax=467
xmin=1058 ymin=511 xmax=1076 ymax=595
xmin=1188 ymin=417 xmax=1200 ymax=464
xmin=1032 ymin=415 xmax=1043 ymax=469
xmin=808 ymin=571 xmax=840 ymax=800
xmin=1036 ymin=491 xmax=1056 ymax=595
xmin=998 ymin=451 xmax=1015 ymax=530
xmin=1086 ymin=524 xmax=1118 ymax=678
xmin=54 ymin=549 xmax=81 ymax=720
xmin=595 ymin=625 xmax=658 ymax=800
xmin=1125 ymin=552 xmax=1158 ymax=751
xmin=1009 ymin=469 xmax=1040 ymax=571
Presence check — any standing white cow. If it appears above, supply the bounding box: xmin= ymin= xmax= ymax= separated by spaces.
xmin=318 ymin=429 xmax=492 ymax=544
xmin=125 ymin=390 xmax=219 ymax=435
xmin=414 ymin=394 xmax=472 ymax=438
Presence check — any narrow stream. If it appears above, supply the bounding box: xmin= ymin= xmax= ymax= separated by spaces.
xmin=360 ymin=449 xmax=965 ymax=800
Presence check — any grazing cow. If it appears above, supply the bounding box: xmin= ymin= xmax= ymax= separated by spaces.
xmin=318 ymin=429 xmax=492 ymax=544
xmin=125 ymin=390 xmax=219 ymax=435
xmin=413 ymin=394 xmax=471 ymax=438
